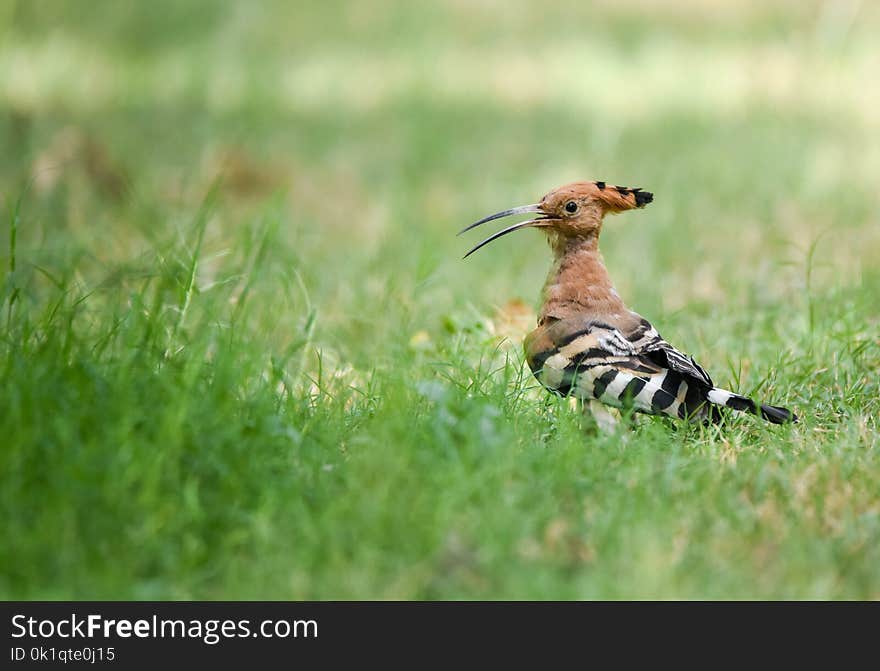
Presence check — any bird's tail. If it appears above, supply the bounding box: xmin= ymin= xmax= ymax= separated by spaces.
xmin=706 ymin=388 xmax=797 ymax=424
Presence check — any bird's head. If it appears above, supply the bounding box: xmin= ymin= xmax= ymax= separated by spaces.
xmin=459 ymin=181 xmax=653 ymax=257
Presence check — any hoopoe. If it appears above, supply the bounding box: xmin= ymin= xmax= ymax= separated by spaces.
xmin=460 ymin=181 xmax=796 ymax=428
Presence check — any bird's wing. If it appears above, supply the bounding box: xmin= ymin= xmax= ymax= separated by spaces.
xmin=525 ymin=315 xmax=715 ymax=418
xmin=623 ymin=317 xmax=714 ymax=388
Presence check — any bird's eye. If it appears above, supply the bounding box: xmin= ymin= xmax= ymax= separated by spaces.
xmin=564 ymin=201 xmax=578 ymax=214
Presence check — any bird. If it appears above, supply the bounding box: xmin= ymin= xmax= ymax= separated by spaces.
xmin=459 ymin=181 xmax=796 ymax=430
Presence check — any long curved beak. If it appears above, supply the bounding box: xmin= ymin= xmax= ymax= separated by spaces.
xmin=458 ymin=203 xmax=542 ymax=235
xmin=459 ymin=203 xmax=557 ymax=258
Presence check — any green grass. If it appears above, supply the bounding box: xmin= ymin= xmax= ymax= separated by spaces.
xmin=1 ymin=0 xmax=878 ymax=599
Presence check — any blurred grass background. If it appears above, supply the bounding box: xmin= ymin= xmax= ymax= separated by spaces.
xmin=1 ymin=0 xmax=878 ymax=598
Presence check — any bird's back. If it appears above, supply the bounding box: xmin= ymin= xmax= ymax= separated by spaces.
xmin=525 ymin=313 xmax=720 ymax=421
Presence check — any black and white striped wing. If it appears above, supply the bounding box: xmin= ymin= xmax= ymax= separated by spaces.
xmin=526 ymin=316 xmax=715 ymax=420
xmin=626 ymin=317 xmax=714 ymax=388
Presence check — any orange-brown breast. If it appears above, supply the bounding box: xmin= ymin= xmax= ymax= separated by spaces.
xmin=537 ymin=235 xmax=638 ymax=328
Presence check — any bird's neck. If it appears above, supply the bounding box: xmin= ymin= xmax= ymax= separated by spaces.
xmin=538 ymin=233 xmax=628 ymax=324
